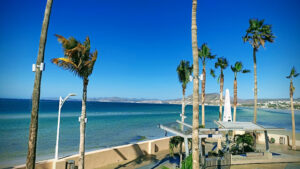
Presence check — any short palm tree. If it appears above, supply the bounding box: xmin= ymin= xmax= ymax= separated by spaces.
xmin=231 ymin=62 xmax=250 ymax=122
xmin=169 ymin=136 xmax=184 ymax=167
xmin=286 ymin=67 xmax=299 ymax=150
xmin=177 ymin=60 xmax=193 ymax=125
xmin=211 ymin=57 xmax=228 ymax=121
xmin=198 ymin=43 xmax=215 ymax=126
xmin=52 ymin=35 xmax=98 ymax=169
xmin=26 ymin=0 xmax=53 ymax=168
xmin=243 ymin=19 xmax=275 ymax=123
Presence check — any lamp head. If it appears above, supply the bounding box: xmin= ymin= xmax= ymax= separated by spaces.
xmin=69 ymin=93 xmax=77 ymax=96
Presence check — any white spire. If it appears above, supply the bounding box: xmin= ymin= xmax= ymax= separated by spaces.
xmin=223 ymin=89 xmax=232 ymax=122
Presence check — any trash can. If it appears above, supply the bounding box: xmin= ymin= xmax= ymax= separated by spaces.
xmin=65 ymin=160 xmax=75 ymax=169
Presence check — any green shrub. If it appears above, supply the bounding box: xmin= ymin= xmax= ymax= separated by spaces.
xmin=199 ymin=125 xmax=205 ymax=128
xmin=181 ymin=155 xmax=192 ymax=169
xmin=137 ymin=136 xmax=147 ymax=141
xmin=269 ymin=137 xmax=275 ymax=144
xmin=207 ymin=150 xmax=224 ymax=157
xmin=230 ymin=133 xmax=255 ymax=154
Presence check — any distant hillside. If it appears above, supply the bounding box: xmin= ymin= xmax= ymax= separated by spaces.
xmin=165 ymin=93 xmax=221 ymax=105
xmin=86 ymin=94 xmax=300 ymax=110
xmin=88 ymin=97 xmax=164 ymax=104
xmin=88 ymin=93 xmax=233 ymax=105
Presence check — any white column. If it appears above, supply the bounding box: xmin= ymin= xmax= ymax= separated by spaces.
xmin=184 ymin=137 xmax=189 ymax=156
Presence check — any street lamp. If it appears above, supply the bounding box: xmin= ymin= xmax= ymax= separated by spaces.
xmin=53 ymin=93 xmax=76 ymax=169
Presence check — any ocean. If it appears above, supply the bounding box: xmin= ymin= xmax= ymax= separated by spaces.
xmin=0 ymin=98 xmax=299 ymax=167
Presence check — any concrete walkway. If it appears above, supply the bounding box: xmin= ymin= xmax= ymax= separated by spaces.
xmin=230 ymin=143 xmax=300 ymax=168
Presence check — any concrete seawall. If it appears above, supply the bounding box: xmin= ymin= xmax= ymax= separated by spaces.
xmin=14 ymin=132 xmax=300 ymax=169
xmin=14 ymin=137 xmax=171 ymax=169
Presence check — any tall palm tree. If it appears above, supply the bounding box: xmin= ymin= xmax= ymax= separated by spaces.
xmin=177 ymin=61 xmax=193 ymax=125
xmin=52 ymin=35 xmax=98 ymax=169
xmin=198 ymin=43 xmax=215 ymax=126
xmin=286 ymin=67 xmax=299 ymax=150
xmin=191 ymin=0 xmax=200 ymax=168
xmin=26 ymin=0 xmax=53 ymax=168
xmin=211 ymin=57 xmax=228 ymax=121
xmin=243 ymin=19 xmax=275 ymax=123
xmin=231 ymin=62 xmax=250 ymax=122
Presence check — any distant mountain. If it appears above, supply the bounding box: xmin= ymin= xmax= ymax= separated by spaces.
xmin=87 ymin=97 xmax=164 ymax=104
xmin=85 ymin=94 xmax=300 ymax=110
xmin=164 ymin=93 xmax=220 ymax=105
xmin=87 ymin=93 xmax=233 ymax=105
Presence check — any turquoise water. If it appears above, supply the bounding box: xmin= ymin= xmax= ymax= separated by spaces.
xmin=0 ymin=99 xmax=299 ymax=167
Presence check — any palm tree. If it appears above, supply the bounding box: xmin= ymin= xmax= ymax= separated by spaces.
xmin=26 ymin=0 xmax=53 ymax=168
xmin=243 ymin=19 xmax=275 ymax=123
xmin=211 ymin=57 xmax=228 ymax=121
xmin=191 ymin=0 xmax=200 ymax=168
xmin=52 ymin=35 xmax=98 ymax=169
xmin=169 ymin=136 xmax=184 ymax=167
xmin=231 ymin=62 xmax=250 ymax=122
xmin=198 ymin=43 xmax=215 ymax=126
xmin=177 ymin=61 xmax=193 ymax=125
xmin=286 ymin=67 xmax=299 ymax=150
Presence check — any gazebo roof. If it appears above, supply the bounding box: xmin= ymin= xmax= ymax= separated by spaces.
xmin=214 ymin=121 xmax=285 ymax=131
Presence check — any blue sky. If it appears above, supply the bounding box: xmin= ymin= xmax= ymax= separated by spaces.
xmin=0 ymin=0 xmax=299 ymax=100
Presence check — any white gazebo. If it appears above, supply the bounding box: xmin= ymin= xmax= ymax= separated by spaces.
xmin=158 ymin=120 xmax=240 ymax=156
xmin=214 ymin=121 xmax=285 ymax=152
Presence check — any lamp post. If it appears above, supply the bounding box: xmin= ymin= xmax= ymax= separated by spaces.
xmin=53 ymin=93 xmax=76 ymax=169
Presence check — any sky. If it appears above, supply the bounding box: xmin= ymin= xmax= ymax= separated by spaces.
xmin=0 ymin=0 xmax=300 ymax=100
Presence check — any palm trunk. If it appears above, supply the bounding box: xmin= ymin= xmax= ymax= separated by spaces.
xmin=78 ymin=78 xmax=89 ymax=169
xmin=233 ymin=77 xmax=237 ymax=122
xmin=26 ymin=0 xmax=53 ymax=168
xmin=179 ymin=142 xmax=183 ymax=168
xmin=181 ymin=87 xmax=186 ymax=123
xmin=191 ymin=0 xmax=200 ymax=168
xmin=253 ymin=48 xmax=258 ymax=123
xmin=201 ymin=66 xmax=206 ymax=126
xmin=181 ymin=87 xmax=186 ymax=131
xmin=219 ymin=72 xmax=224 ymax=121
xmin=290 ymin=80 xmax=296 ymax=150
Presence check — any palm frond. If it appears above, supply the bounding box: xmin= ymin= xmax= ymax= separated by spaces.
xmin=242 ymin=69 xmax=250 ymax=73
xmin=207 ymin=54 xmax=216 ymax=59
xmin=177 ymin=60 xmax=192 ymax=89
xmin=53 ymin=35 xmax=98 ymax=79
xmin=199 ymin=43 xmax=215 ymax=64
xmin=287 ymin=67 xmax=299 ymax=79
xmin=231 ymin=65 xmax=236 ymax=72
xmin=210 ymin=69 xmax=216 ymax=78
xmin=51 ymin=58 xmax=78 ymax=69
xmin=243 ymin=18 xmax=275 ymax=49
xmin=215 ymin=57 xmax=228 ymax=70
xmin=55 ymin=34 xmax=68 ymax=46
